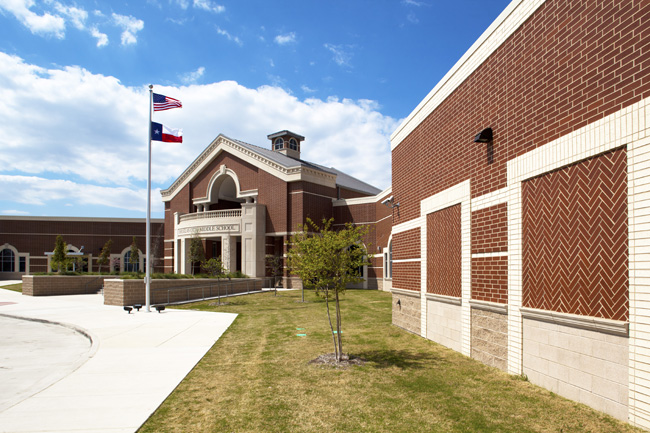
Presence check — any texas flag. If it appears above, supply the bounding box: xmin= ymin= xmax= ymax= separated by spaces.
xmin=151 ymin=122 xmax=182 ymax=143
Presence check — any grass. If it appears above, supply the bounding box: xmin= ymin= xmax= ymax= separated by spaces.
xmin=139 ymin=290 xmax=641 ymax=433
xmin=1 ymin=283 xmax=22 ymax=292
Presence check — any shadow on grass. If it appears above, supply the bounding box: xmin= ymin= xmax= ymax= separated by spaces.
xmin=355 ymin=349 xmax=443 ymax=370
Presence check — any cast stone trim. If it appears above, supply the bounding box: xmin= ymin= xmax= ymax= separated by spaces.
xmin=520 ymin=307 xmax=628 ymax=337
xmin=469 ymin=299 xmax=507 ymax=315
xmin=391 ymin=287 xmax=421 ymax=298
xmin=426 ymin=293 xmax=462 ymax=306
xmin=161 ymin=135 xmax=338 ymax=201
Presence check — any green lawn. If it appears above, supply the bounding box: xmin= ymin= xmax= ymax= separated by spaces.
xmin=139 ymin=290 xmax=641 ymax=433
xmin=1 ymin=283 xmax=21 ymax=292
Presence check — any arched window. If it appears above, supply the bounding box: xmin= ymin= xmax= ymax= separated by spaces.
xmin=348 ymin=245 xmax=365 ymax=278
xmin=0 ymin=248 xmax=15 ymax=272
xmin=124 ymin=251 xmax=139 ymax=272
xmin=289 ymin=138 xmax=298 ymax=150
xmin=274 ymin=138 xmax=284 ymax=150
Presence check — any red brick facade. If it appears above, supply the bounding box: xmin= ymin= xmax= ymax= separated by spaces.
xmin=393 ymin=0 xmax=650 ymax=225
xmin=0 ymin=217 xmax=164 ymax=278
xmin=471 ymin=203 xmax=507 ymax=255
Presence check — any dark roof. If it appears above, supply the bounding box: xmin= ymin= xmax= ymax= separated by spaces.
xmin=266 ymin=130 xmax=305 ymax=141
xmin=227 ymin=136 xmax=381 ymax=196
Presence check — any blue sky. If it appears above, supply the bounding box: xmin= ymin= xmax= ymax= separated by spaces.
xmin=0 ymin=0 xmax=511 ymax=218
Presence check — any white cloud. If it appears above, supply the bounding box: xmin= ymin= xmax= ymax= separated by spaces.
xmin=180 ymin=66 xmax=205 ymax=85
xmin=324 ymin=43 xmax=353 ymax=68
xmin=0 ymin=0 xmax=65 ymax=38
xmin=301 ymin=85 xmax=315 ymax=93
xmin=274 ymin=32 xmax=296 ymax=45
xmin=52 ymin=2 xmax=87 ymax=30
xmin=0 ymin=175 xmax=161 ymax=213
xmin=216 ymin=26 xmax=242 ymax=46
xmin=90 ymin=26 xmax=108 ymax=47
xmin=174 ymin=0 xmax=190 ymax=9
xmin=112 ymin=13 xmax=144 ymax=45
xmin=0 ymin=52 xmax=396 ymax=215
xmin=1 ymin=209 xmax=30 ymax=215
xmin=402 ymin=0 xmax=425 ymax=6
xmin=407 ymin=12 xmax=419 ymax=23
xmin=193 ymin=0 xmax=224 ymax=13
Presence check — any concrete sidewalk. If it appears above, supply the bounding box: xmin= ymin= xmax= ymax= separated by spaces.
xmin=0 ymin=288 xmax=237 ymax=433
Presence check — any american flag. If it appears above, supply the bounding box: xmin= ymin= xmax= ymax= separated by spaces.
xmin=153 ymin=93 xmax=182 ymax=111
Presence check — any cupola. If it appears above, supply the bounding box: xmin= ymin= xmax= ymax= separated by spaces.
xmin=268 ymin=130 xmax=305 ymax=159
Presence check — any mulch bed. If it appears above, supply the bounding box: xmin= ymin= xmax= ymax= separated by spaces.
xmin=309 ymin=353 xmax=366 ymax=369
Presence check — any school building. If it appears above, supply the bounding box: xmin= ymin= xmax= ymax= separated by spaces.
xmin=388 ymin=0 xmax=650 ymax=427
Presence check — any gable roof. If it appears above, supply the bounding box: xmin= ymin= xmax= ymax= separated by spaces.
xmin=161 ymin=134 xmax=381 ymax=200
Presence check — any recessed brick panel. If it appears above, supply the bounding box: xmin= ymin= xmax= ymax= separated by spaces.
xmin=472 ymin=256 xmax=508 ymax=304
xmin=522 ymin=148 xmax=628 ymax=321
xmin=427 ymin=204 xmax=461 ymax=297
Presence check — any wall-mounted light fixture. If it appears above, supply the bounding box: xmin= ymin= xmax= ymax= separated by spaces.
xmin=474 ymin=127 xmax=493 ymax=143
xmin=381 ymin=196 xmax=400 ymax=209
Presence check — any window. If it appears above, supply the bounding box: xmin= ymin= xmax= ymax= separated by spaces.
xmin=124 ymin=251 xmax=139 ymax=272
xmin=388 ymin=241 xmax=393 ymax=279
xmin=289 ymin=138 xmax=298 ymax=150
xmin=348 ymin=245 xmax=364 ymax=277
xmin=274 ymin=138 xmax=284 ymax=150
xmin=19 ymin=257 xmax=26 ymax=273
xmin=0 ymin=249 xmax=14 ymax=272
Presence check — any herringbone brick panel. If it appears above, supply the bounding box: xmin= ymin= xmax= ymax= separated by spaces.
xmin=427 ymin=204 xmax=462 ymax=297
xmin=522 ymin=147 xmax=628 ymax=321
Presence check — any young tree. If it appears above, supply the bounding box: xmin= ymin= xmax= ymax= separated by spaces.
xmin=202 ymin=257 xmax=224 ymax=277
xmin=129 ymin=236 xmax=140 ymax=272
xmin=51 ymin=235 xmax=67 ymax=273
xmin=287 ymin=218 xmax=371 ymax=362
xmin=189 ymin=232 xmax=205 ymax=276
xmin=265 ymin=254 xmax=283 ymax=296
xmin=97 ymin=239 xmax=113 ymax=274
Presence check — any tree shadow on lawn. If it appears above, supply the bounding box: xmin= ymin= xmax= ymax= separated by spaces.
xmin=355 ymin=349 xmax=444 ymax=370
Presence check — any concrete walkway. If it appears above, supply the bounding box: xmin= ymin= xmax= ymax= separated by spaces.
xmin=0 ymin=288 xmax=237 ymax=433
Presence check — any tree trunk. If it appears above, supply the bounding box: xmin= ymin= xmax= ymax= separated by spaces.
xmin=335 ymin=290 xmax=343 ymax=361
xmin=324 ymin=287 xmax=338 ymax=361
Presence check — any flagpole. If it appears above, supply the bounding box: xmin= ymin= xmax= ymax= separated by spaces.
xmin=146 ymin=84 xmax=153 ymax=312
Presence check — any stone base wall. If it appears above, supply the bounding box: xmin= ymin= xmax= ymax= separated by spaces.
xmin=426 ymin=296 xmax=462 ymax=353
xmin=392 ymin=289 xmax=420 ymax=334
xmin=471 ymin=306 xmax=507 ymax=371
xmin=1 ymin=272 xmax=24 ymax=281
xmin=22 ymin=275 xmax=114 ymax=296
xmin=103 ymin=278 xmax=266 ymax=306
xmin=522 ymin=315 xmax=629 ymax=421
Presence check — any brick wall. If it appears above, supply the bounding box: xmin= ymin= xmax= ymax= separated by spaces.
xmin=0 ymin=218 xmax=164 ymax=275
xmin=393 ymin=0 xmax=650 ymax=225
xmin=471 ymin=203 xmax=507 ymax=254
xmin=471 ymin=256 xmax=508 ymax=304
xmin=103 ymin=278 xmax=266 ymax=306
xmin=23 ymin=275 xmax=112 ymax=296
xmin=393 ymin=228 xmax=419 ymax=260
